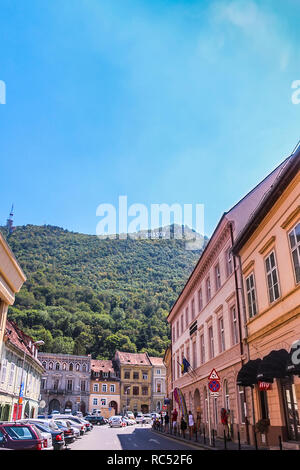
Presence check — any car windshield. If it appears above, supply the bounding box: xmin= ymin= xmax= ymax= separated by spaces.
xmin=4 ymin=426 xmax=36 ymax=440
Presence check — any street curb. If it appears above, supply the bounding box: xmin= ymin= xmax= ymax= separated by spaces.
xmin=151 ymin=429 xmax=214 ymax=450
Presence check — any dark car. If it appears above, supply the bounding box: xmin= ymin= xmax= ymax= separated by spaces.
xmin=84 ymin=415 xmax=106 ymax=426
xmin=0 ymin=422 xmax=43 ymax=450
xmin=53 ymin=421 xmax=76 ymax=445
xmin=20 ymin=419 xmax=65 ymax=451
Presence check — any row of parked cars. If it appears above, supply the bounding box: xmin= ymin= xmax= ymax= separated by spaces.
xmin=108 ymin=412 xmax=157 ymax=428
xmin=0 ymin=412 xmax=95 ymax=450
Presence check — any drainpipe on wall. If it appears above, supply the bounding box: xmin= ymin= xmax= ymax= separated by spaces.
xmin=230 ymin=223 xmax=256 ymax=445
xmin=233 ymin=235 xmax=257 ymax=444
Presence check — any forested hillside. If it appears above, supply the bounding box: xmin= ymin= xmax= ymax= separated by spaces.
xmin=2 ymin=225 xmax=207 ymax=358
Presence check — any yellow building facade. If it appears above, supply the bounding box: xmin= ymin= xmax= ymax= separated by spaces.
xmin=233 ymin=150 xmax=300 ymax=448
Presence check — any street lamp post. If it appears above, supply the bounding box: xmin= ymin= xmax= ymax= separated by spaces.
xmin=16 ymin=340 xmax=44 ymax=420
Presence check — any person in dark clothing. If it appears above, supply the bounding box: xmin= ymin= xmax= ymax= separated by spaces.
xmin=180 ymin=416 xmax=187 ymax=438
xmin=164 ymin=412 xmax=170 ymax=432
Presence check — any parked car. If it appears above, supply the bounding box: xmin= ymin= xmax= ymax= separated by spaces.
xmin=142 ymin=414 xmax=152 ymax=424
xmin=135 ymin=412 xmax=144 ymax=423
xmin=84 ymin=415 xmax=106 ymax=426
xmin=126 ymin=411 xmax=135 ymax=420
xmin=22 ymin=419 xmax=65 ymax=450
xmin=52 ymin=421 xmax=76 ymax=445
xmin=53 ymin=418 xmax=82 ymax=438
xmin=17 ymin=420 xmax=53 ymax=450
xmin=53 ymin=415 xmax=87 ymax=435
xmin=0 ymin=422 xmax=43 ymax=450
xmin=109 ymin=416 xmax=123 ymax=428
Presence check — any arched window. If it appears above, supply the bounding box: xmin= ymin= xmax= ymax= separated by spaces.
xmin=56 ymin=363 xmax=60 ymax=371
xmin=63 ymin=363 xmax=67 ymax=370
xmin=69 ymin=363 xmax=73 ymax=371
xmin=82 ymin=364 xmax=87 ymax=372
xmin=49 ymin=362 xmax=53 ymax=370
xmin=42 ymin=362 xmax=46 ymax=369
xmin=76 ymin=363 xmax=80 ymax=371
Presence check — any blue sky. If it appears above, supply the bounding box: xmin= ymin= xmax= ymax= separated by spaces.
xmin=0 ymin=0 xmax=299 ymax=237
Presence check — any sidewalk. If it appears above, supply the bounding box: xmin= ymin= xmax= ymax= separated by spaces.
xmin=152 ymin=427 xmax=268 ymax=451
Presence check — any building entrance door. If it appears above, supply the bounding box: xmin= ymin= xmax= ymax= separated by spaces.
xmin=281 ymin=377 xmax=300 ymax=441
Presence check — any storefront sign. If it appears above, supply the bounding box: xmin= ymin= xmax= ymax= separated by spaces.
xmin=258 ymin=381 xmax=272 ymax=391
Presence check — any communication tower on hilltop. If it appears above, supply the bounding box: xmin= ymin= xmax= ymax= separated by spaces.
xmin=6 ymin=204 xmax=15 ymax=236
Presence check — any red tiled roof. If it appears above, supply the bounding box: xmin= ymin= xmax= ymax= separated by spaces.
xmin=115 ymin=351 xmax=151 ymax=366
xmin=5 ymin=320 xmax=43 ymax=365
xmin=149 ymin=357 xmax=164 ymax=366
xmin=91 ymin=359 xmax=114 ymax=373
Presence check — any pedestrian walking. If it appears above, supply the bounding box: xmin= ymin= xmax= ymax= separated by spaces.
xmin=164 ymin=412 xmax=169 ymax=432
xmin=180 ymin=416 xmax=187 ymax=438
xmin=172 ymin=409 xmax=178 ymax=435
xmin=188 ymin=410 xmax=194 ymax=439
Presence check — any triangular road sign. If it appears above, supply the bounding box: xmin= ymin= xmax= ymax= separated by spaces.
xmin=208 ymin=368 xmax=220 ymax=381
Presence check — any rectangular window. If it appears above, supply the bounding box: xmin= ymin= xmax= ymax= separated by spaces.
xmin=239 ymin=387 xmax=246 ymax=423
xmin=124 ymin=370 xmax=130 ymax=379
xmin=246 ymin=273 xmax=258 ymax=318
xmin=93 ymin=384 xmax=99 ymax=392
xmin=93 ymin=398 xmax=98 ymax=406
xmin=142 ymin=387 xmax=148 ymax=396
xmin=41 ymin=378 xmax=47 ymax=390
xmin=265 ymin=251 xmax=280 ymax=303
xmin=219 ymin=317 xmax=225 ymax=353
xmin=192 ymin=341 xmax=197 ymax=369
xmin=156 ymin=369 xmax=161 ymax=375
xmin=231 ymin=306 xmax=239 ymax=345
xmin=289 ymin=222 xmax=300 ymax=283
xmin=198 ymin=288 xmax=203 ymax=312
xmin=157 ymin=382 xmax=161 ymax=393
xmin=133 ymin=372 xmax=139 ymax=380
xmin=102 ymin=384 xmax=107 ymax=392
xmin=200 ymin=334 xmax=205 ymax=364
xmin=67 ymin=380 xmax=73 ymax=391
xmin=81 ymin=380 xmax=86 ymax=392
xmin=133 ymin=386 xmax=139 ymax=396
xmin=142 ymin=372 xmax=148 ymax=380
xmin=259 ymin=390 xmax=269 ymax=420
xmin=185 ymin=307 xmax=189 ymax=327
xmin=53 ymin=379 xmax=59 ymax=390
xmin=176 ymin=320 xmax=179 ymax=338
xmin=191 ymin=299 xmax=195 ymax=320
xmin=206 ymin=277 xmax=211 ymax=302
xmin=110 ymin=384 xmax=115 ymax=393
xmin=208 ymin=326 xmax=214 ymax=359
xmin=225 ymin=247 xmax=233 ymax=277
xmin=101 ymin=398 xmax=106 ymax=406
xmin=180 ymin=314 xmax=184 ymax=334
xmin=103 ymin=372 xmax=108 ymax=378
xmin=0 ymin=359 xmax=7 ymax=383
xmin=186 ymin=345 xmax=190 ymax=363
xmin=215 ymin=263 xmax=221 ymax=290
xmin=8 ymin=363 xmax=15 ymax=387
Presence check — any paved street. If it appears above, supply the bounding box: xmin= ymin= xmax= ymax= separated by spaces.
xmin=69 ymin=424 xmax=201 ymax=451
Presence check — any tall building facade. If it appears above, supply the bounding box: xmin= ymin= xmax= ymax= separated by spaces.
xmin=233 ymin=149 xmax=300 ymax=448
xmin=38 ymin=352 xmax=91 ymax=415
xmin=89 ymin=359 xmax=120 ymax=418
xmin=149 ymin=357 xmax=166 ymax=412
xmin=113 ymin=351 xmax=152 ymax=415
xmin=167 ymin=156 xmax=292 ymax=444
xmin=0 ymin=320 xmax=44 ymax=421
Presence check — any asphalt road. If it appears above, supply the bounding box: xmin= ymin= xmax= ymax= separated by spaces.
xmin=69 ymin=423 xmax=202 ymax=451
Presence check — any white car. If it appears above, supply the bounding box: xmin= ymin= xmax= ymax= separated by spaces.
xmin=142 ymin=414 xmax=153 ymax=424
xmin=109 ymin=416 xmax=123 ymax=428
xmin=135 ymin=413 xmax=144 ymax=423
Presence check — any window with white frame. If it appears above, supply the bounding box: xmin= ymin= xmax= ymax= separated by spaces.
xmin=1 ymin=359 xmax=7 ymax=383
xmin=231 ymin=306 xmax=239 ymax=345
xmin=185 ymin=307 xmax=189 ymax=327
xmin=176 ymin=320 xmax=179 ymax=339
xmin=110 ymin=384 xmax=115 ymax=393
xmin=225 ymin=246 xmax=233 ymax=277
xmin=191 ymin=298 xmax=195 ymax=320
xmin=192 ymin=340 xmax=197 ymax=369
xmin=265 ymin=251 xmax=280 ymax=303
xmin=215 ymin=263 xmax=221 ymax=290
xmin=200 ymin=334 xmax=205 ymax=364
xmin=238 ymin=386 xmax=246 ymax=423
xmin=198 ymin=288 xmax=203 ymax=312
xmin=101 ymin=398 xmax=106 ymax=406
xmin=219 ymin=317 xmax=225 ymax=353
xmin=8 ymin=363 xmax=15 ymax=386
xmin=289 ymin=222 xmax=300 ymax=284
xmin=102 ymin=384 xmax=107 ymax=392
xmin=245 ymin=273 xmax=258 ymax=318
xmin=206 ymin=277 xmax=211 ymax=302
xmin=156 ymin=369 xmax=161 ymax=375
xmin=93 ymin=398 xmax=98 ymax=406
xmin=180 ymin=314 xmax=184 ymax=334
xmin=208 ymin=326 xmax=214 ymax=359
xmin=93 ymin=383 xmax=99 ymax=392
xmin=103 ymin=372 xmax=108 ymax=378
xmin=224 ymin=380 xmax=230 ymax=411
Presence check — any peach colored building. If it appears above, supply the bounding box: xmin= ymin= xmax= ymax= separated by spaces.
xmin=89 ymin=359 xmax=120 ymax=418
xmin=167 ymin=156 xmax=292 ymax=444
xmin=232 ymin=148 xmax=300 ymax=448
xmin=0 ymin=232 xmax=26 ymax=350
